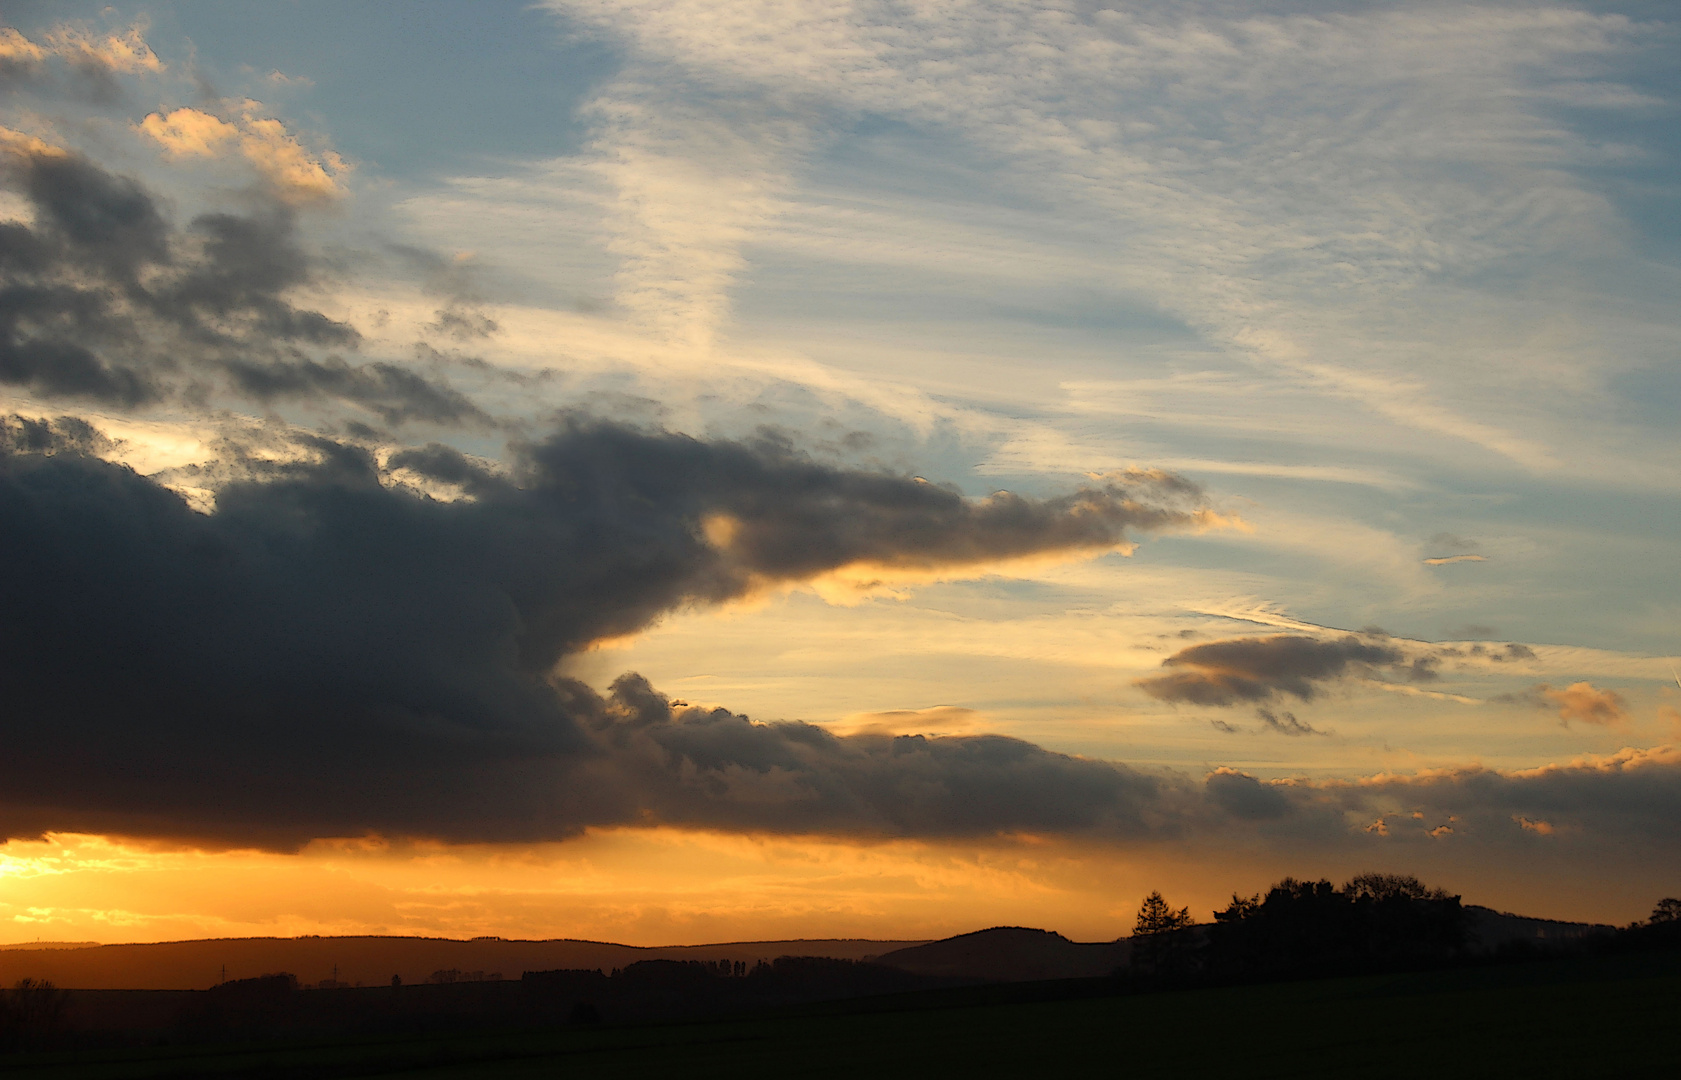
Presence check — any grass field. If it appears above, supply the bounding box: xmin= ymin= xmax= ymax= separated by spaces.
xmin=5 ymin=950 xmax=1677 ymax=1078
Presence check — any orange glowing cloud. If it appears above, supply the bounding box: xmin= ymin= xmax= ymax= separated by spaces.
xmin=138 ymin=105 xmax=349 ymax=203
xmin=1542 ymin=681 xmax=1627 ymax=728
xmin=44 ymin=22 xmax=163 ymax=75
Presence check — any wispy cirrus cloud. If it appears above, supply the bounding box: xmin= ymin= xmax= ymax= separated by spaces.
xmin=579 ymin=88 xmax=805 ymax=350
xmin=542 ymin=0 xmax=1653 ymax=475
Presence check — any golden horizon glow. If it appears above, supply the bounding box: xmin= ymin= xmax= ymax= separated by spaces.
xmin=1 ymin=822 xmax=1668 ymax=949
xmin=0 ymin=830 xmax=1174 ymax=947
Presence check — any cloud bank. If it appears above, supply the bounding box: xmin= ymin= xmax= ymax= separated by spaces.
xmin=0 ymin=414 xmax=1212 ymax=846
xmin=1 ymin=418 xmax=1674 ymax=863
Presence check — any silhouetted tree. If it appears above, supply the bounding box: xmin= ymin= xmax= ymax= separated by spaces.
xmin=1618 ymin=897 xmax=1681 ymax=951
xmin=1135 ymin=891 xmax=1194 ymax=936
xmin=1344 ymin=873 xmax=1448 ymax=902
xmin=1133 ymin=891 xmax=1196 ymax=979
xmin=0 ymin=979 xmax=69 ymax=1051
xmin=1215 ymin=892 xmax=1261 ymax=923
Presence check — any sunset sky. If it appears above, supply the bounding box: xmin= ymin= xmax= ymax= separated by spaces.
xmin=1 ymin=0 xmax=1678 ymax=946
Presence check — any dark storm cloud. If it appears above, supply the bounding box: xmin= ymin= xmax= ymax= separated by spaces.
xmin=1135 ymin=634 xmax=1418 ymax=706
xmin=0 ymin=417 xmax=1212 ymax=846
xmin=0 ymin=411 xmax=110 ymax=455
xmin=579 ymin=674 xmax=1181 ymax=838
xmin=1205 ymin=769 xmax=1291 ymax=821
xmin=4 ymin=420 xmax=1677 ymax=860
xmin=0 ymin=140 xmax=482 ymax=425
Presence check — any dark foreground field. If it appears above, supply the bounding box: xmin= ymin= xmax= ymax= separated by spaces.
xmin=4 ymin=949 xmax=1677 ymax=1079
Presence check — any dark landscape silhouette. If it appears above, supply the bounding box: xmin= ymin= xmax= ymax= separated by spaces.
xmin=1 ymin=874 xmax=1675 ymax=1075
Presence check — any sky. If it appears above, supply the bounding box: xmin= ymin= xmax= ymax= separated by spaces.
xmin=0 ymin=0 xmax=1678 ymax=946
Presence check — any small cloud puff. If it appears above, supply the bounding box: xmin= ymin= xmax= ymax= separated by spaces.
xmin=1545 ymin=682 xmax=1627 ymax=727
xmin=0 ymin=124 xmax=66 ymax=160
xmin=1423 ymin=554 xmax=1486 ymax=566
xmin=1495 ymin=681 xmax=1626 ymax=727
xmin=45 ymin=22 xmax=163 ymax=74
xmin=138 ymin=104 xmax=348 ymax=203
xmin=264 ymin=70 xmax=314 ymax=89
xmin=138 ymin=107 xmax=237 ymax=157
xmin=0 ymin=28 xmax=46 ymax=67
xmin=1 ymin=22 xmax=162 ymax=101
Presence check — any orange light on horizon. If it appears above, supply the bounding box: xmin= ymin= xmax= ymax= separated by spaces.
xmin=2 ymin=825 xmax=1667 ymax=949
xmin=0 ymin=829 xmax=1248 ymax=947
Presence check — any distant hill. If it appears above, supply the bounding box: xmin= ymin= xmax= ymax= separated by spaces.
xmin=0 ymin=936 xmax=930 ymax=990
xmin=874 ymin=927 xmax=1129 ymax=982
xmin=1466 ymin=906 xmax=1613 ymax=950
xmin=0 ymin=941 xmax=99 ymax=951
xmin=866 ymin=907 xmax=1616 ymax=984
xmin=0 ymin=906 xmax=1616 ymax=991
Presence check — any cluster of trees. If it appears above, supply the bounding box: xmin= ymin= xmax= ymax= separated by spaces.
xmin=1133 ymin=875 xmax=1681 ymax=987
xmin=1611 ymin=896 xmax=1681 ymax=952
xmin=1132 ymin=874 xmax=1467 ymax=983
xmin=526 ymin=955 xmax=937 ymax=1022
xmin=608 ymin=959 xmax=750 ymax=981
xmin=1132 ymin=891 xmax=1196 ymax=975
xmin=426 ymin=969 xmax=503 ymax=984
xmin=1206 ymin=873 xmax=1466 ymax=981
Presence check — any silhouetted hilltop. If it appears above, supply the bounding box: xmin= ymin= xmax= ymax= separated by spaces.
xmin=0 ymin=935 xmax=929 ymax=990
xmin=863 ymin=903 xmax=1614 ymax=986
xmin=0 ymin=942 xmax=97 ymax=951
xmin=23 ymin=955 xmax=961 ymax=1044
xmin=875 ymin=927 xmax=1129 ymax=982
xmin=0 ymin=901 xmax=1625 ymax=995
xmin=1465 ymin=907 xmax=1613 ymax=951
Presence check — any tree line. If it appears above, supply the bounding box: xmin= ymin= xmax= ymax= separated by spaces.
xmin=1131 ymin=875 xmax=1681 ymax=985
